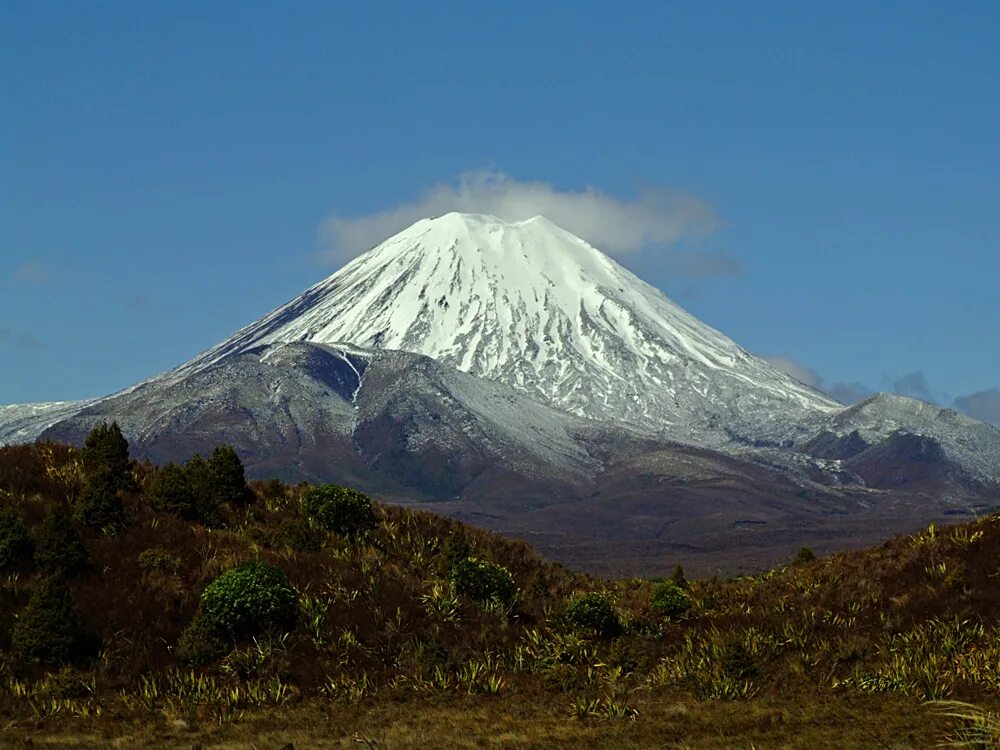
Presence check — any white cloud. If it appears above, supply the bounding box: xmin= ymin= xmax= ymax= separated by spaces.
xmin=320 ymin=169 xmax=721 ymax=262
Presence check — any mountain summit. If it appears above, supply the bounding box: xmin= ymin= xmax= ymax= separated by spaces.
xmin=186 ymin=212 xmax=838 ymax=445
xmin=3 ymin=212 xmax=998 ymax=572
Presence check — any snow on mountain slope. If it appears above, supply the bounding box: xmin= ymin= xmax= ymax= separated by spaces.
xmin=39 ymin=342 xmax=603 ymax=502
xmin=0 ymin=400 xmax=95 ymax=445
xmin=804 ymin=393 xmax=1000 ymax=487
xmin=181 ymin=212 xmax=839 ymax=445
xmin=2 ymin=213 xmax=995 ymax=496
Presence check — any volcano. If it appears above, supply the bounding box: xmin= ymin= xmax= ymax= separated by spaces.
xmin=182 ymin=212 xmax=839 ymax=446
xmin=3 ymin=213 xmax=999 ymax=574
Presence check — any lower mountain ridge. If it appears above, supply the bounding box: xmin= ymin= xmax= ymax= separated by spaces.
xmin=6 ymin=340 xmax=997 ymax=574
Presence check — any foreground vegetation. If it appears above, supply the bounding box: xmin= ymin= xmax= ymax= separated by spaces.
xmin=1 ymin=425 xmax=999 ymax=747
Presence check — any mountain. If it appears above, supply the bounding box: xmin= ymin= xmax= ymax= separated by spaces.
xmin=32 ymin=338 xmax=977 ymax=575
xmin=0 ymin=400 xmax=94 ymax=445
xmin=2 ymin=212 xmax=999 ymax=573
xmin=183 ymin=212 xmax=840 ymax=446
xmin=39 ymin=342 xmax=607 ymax=504
xmin=803 ymin=393 xmax=1000 ymax=493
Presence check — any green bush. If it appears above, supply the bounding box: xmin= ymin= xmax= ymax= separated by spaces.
xmin=34 ymin=505 xmax=89 ymax=576
xmin=259 ymin=478 xmax=287 ymax=502
xmin=794 ymin=546 xmax=816 ymax=565
xmin=148 ymin=463 xmax=197 ymax=520
xmin=208 ymin=444 xmax=252 ymax=506
xmin=439 ymin=529 xmax=473 ymax=575
xmin=670 ymin=563 xmax=688 ymax=589
xmin=137 ymin=547 xmax=181 ymax=576
xmin=74 ymin=466 xmax=125 ymax=532
xmin=275 ymin=517 xmax=325 ymax=553
xmin=0 ymin=506 xmax=33 ymax=572
xmin=37 ymin=667 xmax=94 ymax=699
xmin=199 ymin=561 xmax=298 ymax=640
xmin=80 ymin=421 xmax=135 ymax=493
xmin=564 ymin=592 xmax=620 ymax=637
xmin=301 ymin=484 xmax=375 ymax=539
xmin=11 ymin=576 xmax=92 ymax=666
xmin=650 ymin=580 xmax=692 ymax=618
xmin=450 ymin=556 xmax=516 ymax=603
xmin=720 ymin=641 xmax=758 ymax=679
xmin=175 ymin=611 xmax=230 ymax=666
xmin=247 ymin=517 xmax=325 ymax=553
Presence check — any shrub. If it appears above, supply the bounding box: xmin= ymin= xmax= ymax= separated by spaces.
xmin=276 ymin=518 xmax=325 ymax=553
xmin=0 ymin=506 xmax=33 ymax=572
xmin=301 ymin=484 xmax=375 ymax=539
xmin=137 ymin=547 xmax=181 ymax=576
xmin=80 ymin=421 xmax=135 ymax=492
xmin=208 ymin=444 xmax=252 ymax=506
xmin=11 ymin=576 xmax=92 ymax=666
xmin=34 ymin=505 xmax=89 ymax=576
xmin=450 ymin=556 xmax=516 ymax=603
xmin=175 ymin=611 xmax=230 ymax=666
xmin=670 ymin=563 xmax=688 ymax=589
xmin=200 ymin=561 xmax=298 ymax=640
xmin=564 ymin=592 xmax=621 ymax=637
xmin=439 ymin=529 xmax=473 ymax=575
xmin=37 ymin=667 xmax=94 ymax=699
xmin=74 ymin=466 xmax=125 ymax=532
xmin=650 ymin=580 xmax=692 ymax=618
xmin=259 ymin=478 xmax=286 ymax=502
xmin=794 ymin=546 xmax=816 ymax=565
xmin=247 ymin=517 xmax=325 ymax=553
xmin=720 ymin=641 xmax=758 ymax=679
xmin=148 ymin=463 xmax=197 ymax=520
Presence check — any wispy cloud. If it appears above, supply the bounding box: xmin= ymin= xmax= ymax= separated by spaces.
xmin=885 ymin=371 xmax=936 ymax=404
xmin=761 ymin=354 xmax=874 ymax=405
xmin=953 ymin=388 xmax=1000 ymax=427
xmin=320 ymin=169 xmax=723 ymax=264
xmin=14 ymin=262 xmax=48 ymax=284
xmin=761 ymin=355 xmax=823 ymax=389
xmin=0 ymin=327 xmax=46 ymax=351
xmin=824 ymin=381 xmax=874 ymax=406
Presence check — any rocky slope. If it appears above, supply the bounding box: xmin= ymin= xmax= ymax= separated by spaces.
xmin=39 ymin=342 xmax=606 ymax=504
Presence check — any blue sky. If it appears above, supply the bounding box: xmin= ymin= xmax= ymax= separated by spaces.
xmin=2 ymin=2 xmax=999 ymax=423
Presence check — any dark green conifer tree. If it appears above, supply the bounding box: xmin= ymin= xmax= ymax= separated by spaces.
xmin=34 ymin=505 xmax=89 ymax=576
xmin=80 ymin=421 xmax=136 ymax=493
xmin=207 ymin=444 xmax=252 ymax=506
xmin=0 ymin=506 xmax=34 ymax=572
xmin=11 ymin=576 xmax=91 ymax=666
xmin=148 ymin=463 xmax=197 ymax=519
xmin=185 ymin=454 xmax=220 ymax=523
xmin=74 ymin=466 xmax=126 ymax=532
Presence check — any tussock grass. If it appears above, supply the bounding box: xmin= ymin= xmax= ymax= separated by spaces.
xmin=2 ymin=440 xmax=1000 ymax=746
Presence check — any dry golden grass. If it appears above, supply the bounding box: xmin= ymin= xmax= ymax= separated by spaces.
xmin=0 ymin=691 xmax=952 ymax=749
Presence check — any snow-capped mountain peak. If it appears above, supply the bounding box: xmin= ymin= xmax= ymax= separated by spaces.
xmin=183 ymin=212 xmax=839 ymax=443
